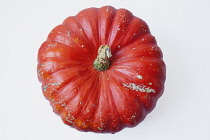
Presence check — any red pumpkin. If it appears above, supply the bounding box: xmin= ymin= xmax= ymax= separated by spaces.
xmin=37 ymin=6 xmax=166 ymax=133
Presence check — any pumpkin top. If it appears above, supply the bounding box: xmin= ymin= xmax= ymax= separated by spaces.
xmin=37 ymin=6 xmax=166 ymax=133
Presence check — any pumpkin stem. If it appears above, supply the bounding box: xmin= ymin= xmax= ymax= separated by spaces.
xmin=94 ymin=45 xmax=112 ymax=71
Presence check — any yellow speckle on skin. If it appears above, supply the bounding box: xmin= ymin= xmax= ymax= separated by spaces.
xmin=136 ymin=75 xmax=143 ymax=79
xmin=75 ymin=119 xmax=90 ymax=130
xmin=123 ymin=83 xmax=155 ymax=93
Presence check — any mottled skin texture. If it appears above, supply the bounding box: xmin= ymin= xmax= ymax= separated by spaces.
xmin=37 ymin=6 xmax=166 ymax=133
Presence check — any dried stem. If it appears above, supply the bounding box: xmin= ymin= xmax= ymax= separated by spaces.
xmin=94 ymin=45 xmax=112 ymax=71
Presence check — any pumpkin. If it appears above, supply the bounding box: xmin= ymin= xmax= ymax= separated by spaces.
xmin=37 ymin=6 xmax=166 ymax=133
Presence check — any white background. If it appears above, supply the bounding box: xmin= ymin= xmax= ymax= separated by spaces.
xmin=1 ymin=0 xmax=210 ymax=139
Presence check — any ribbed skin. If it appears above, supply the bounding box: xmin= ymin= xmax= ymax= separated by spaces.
xmin=37 ymin=6 xmax=166 ymax=133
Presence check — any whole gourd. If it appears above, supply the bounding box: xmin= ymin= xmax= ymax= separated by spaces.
xmin=37 ymin=6 xmax=166 ymax=133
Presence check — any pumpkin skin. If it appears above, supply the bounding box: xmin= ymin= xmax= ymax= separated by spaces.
xmin=37 ymin=6 xmax=166 ymax=133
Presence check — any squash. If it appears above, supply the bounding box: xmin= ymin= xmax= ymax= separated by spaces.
xmin=37 ymin=6 xmax=166 ymax=133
